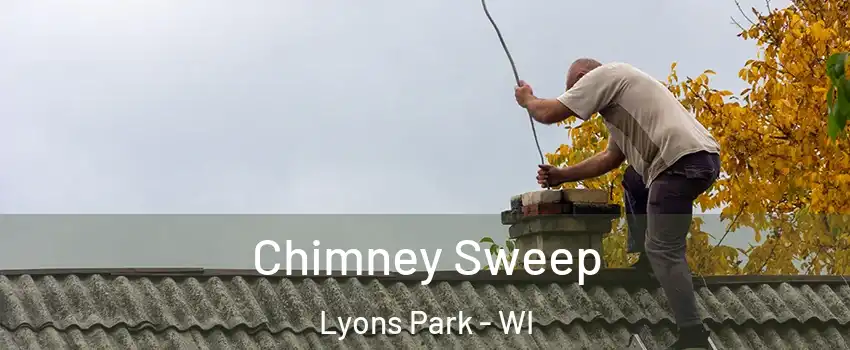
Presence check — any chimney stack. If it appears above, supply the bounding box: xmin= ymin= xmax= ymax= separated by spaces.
xmin=501 ymin=189 xmax=621 ymax=269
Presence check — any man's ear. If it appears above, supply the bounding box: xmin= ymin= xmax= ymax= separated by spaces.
xmin=576 ymin=72 xmax=586 ymax=82
xmin=567 ymin=72 xmax=586 ymax=90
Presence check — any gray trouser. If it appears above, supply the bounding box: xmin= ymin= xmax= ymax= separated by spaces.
xmin=622 ymin=151 xmax=720 ymax=328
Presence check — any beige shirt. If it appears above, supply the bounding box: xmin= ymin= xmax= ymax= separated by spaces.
xmin=556 ymin=62 xmax=720 ymax=187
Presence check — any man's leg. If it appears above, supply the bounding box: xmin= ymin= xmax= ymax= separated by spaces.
xmin=645 ymin=151 xmax=719 ymax=348
xmin=622 ymin=166 xmax=651 ymax=271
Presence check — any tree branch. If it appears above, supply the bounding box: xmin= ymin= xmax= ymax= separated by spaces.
xmin=735 ymin=0 xmax=757 ymax=26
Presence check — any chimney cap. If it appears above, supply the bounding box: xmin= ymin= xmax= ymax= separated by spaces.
xmin=502 ymin=189 xmax=620 ymax=226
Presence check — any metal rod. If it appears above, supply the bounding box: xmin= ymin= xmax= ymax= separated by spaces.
xmin=480 ymin=0 xmax=547 ymax=168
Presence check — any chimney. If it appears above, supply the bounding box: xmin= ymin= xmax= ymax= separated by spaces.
xmin=501 ymin=189 xmax=622 ymax=269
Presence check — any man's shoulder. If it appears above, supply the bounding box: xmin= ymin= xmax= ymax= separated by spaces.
xmin=584 ymin=63 xmax=645 ymax=86
xmin=599 ymin=62 xmax=645 ymax=77
xmin=601 ymin=61 xmax=629 ymax=68
xmin=598 ymin=63 xmax=666 ymax=92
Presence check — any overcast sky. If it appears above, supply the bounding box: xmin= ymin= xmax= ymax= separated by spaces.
xmin=0 ymin=0 xmax=785 ymax=269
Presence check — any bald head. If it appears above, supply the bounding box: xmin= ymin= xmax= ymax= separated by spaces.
xmin=566 ymin=58 xmax=602 ymax=90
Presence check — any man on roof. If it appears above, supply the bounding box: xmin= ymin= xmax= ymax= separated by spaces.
xmin=513 ymin=58 xmax=721 ymax=350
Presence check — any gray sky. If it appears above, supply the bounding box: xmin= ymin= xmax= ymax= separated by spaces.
xmin=0 ymin=0 xmax=785 ymax=269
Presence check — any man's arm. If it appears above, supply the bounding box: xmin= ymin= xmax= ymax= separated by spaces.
xmin=522 ymin=97 xmax=575 ymax=125
xmin=517 ymin=66 xmax=619 ymax=125
xmin=559 ymin=143 xmax=625 ymax=182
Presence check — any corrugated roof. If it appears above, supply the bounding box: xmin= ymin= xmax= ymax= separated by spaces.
xmin=1 ymin=269 xmax=849 ymax=349
xmin=2 ymin=323 xmax=849 ymax=349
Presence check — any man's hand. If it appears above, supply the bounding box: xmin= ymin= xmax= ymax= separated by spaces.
xmin=537 ymin=164 xmax=569 ymax=188
xmin=514 ymin=80 xmax=534 ymax=108
xmin=513 ymin=81 xmax=573 ymax=124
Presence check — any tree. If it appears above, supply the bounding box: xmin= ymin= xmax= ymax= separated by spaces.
xmin=529 ymin=0 xmax=850 ymax=276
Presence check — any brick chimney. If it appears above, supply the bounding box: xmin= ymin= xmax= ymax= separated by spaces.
xmin=501 ymin=189 xmax=621 ymax=268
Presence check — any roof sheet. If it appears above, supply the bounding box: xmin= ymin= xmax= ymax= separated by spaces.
xmin=2 ymin=323 xmax=849 ymax=349
xmin=1 ymin=270 xmax=849 ymax=349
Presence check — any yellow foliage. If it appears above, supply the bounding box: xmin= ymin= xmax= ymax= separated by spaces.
xmin=550 ymin=0 xmax=850 ymax=275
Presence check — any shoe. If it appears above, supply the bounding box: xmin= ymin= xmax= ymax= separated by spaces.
xmin=668 ymin=325 xmax=711 ymax=349
xmin=630 ymin=253 xmax=654 ymax=276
